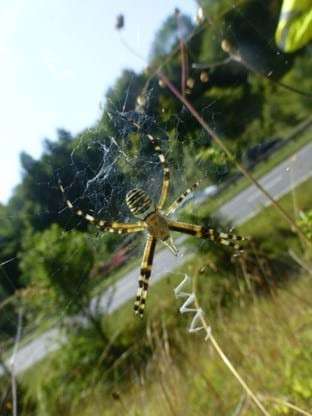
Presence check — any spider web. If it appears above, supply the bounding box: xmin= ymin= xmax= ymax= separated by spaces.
xmin=60 ymin=110 xmax=191 ymax=222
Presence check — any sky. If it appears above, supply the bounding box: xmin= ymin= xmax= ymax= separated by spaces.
xmin=0 ymin=0 xmax=197 ymax=203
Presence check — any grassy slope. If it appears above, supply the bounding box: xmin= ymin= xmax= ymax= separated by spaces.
xmin=77 ymin=179 xmax=312 ymax=415
xmin=99 ymin=275 xmax=312 ymax=416
xmin=20 ymin=178 xmax=312 ymax=416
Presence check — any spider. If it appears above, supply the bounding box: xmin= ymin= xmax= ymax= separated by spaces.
xmin=59 ymin=125 xmax=247 ymax=318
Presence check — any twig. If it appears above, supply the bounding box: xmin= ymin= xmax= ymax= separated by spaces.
xmin=159 ymin=376 xmax=179 ymax=416
xmin=288 ymin=249 xmax=312 ymax=276
xmin=0 ymin=384 xmax=11 ymax=414
xmin=288 ymin=156 xmax=307 ymax=249
xmin=175 ymin=8 xmax=188 ymax=98
xmin=9 ymin=309 xmax=23 ymax=416
xmin=289 ymin=156 xmax=300 ymax=220
xmin=259 ymin=395 xmax=312 ymax=416
xmin=232 ymin=393 xmax=249 ymax=416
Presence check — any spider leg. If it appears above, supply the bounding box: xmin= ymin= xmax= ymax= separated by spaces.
xmin=167 ymin=220 xmax=247 ymax=252
xmin=59 ymin=179 xmax=144 ymax=233
xmin=134 ymin=235 xmax=157 ymax=318
xmin=165 ymin=181 xmax=200 ymax=217
xmin=128 ymin=122 xmax=170 ymax=211
xmin=146 ymin=134 xmax=170 ymax=211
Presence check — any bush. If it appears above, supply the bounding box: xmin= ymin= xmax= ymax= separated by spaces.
xmin=19 ymin=224 xmax=94 ymax=317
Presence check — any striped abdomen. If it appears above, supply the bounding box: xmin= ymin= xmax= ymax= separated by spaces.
xmin=126 ymin=188 xmax=155 ymax=220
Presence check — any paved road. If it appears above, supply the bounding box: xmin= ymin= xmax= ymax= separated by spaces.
xmin=219 ymin=140 xmax=312 ymax=226
xmin=3 ymin=140 xmax=312 ymax=375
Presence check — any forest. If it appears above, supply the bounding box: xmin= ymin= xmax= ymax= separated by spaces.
xmin=0 ymin=0 xmax=311 ymax=414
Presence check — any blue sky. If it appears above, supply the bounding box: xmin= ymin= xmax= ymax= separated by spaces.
xmin=0 ymin=0 xmax=197 ymax=203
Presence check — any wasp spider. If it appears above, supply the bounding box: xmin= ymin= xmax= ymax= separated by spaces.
xmin=59 ymin=128 xmax=247 ymax=318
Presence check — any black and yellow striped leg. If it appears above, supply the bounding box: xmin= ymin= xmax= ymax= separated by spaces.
xmin=128 ymin=122 xmax=170 ymax=211
xmin=59 ymin=179 xmax=144 ymax=234
xmin=167 ymin=220 xmax=247 ymax=252
xmin=165 ymin=181 xmax=200 ymax=217
xmin=134 ymin=235 xmax=157 ymax=318
xmin=146 ymin=134 xmax=170 ymax=211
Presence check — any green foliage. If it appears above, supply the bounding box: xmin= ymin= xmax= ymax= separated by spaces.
xmin=18 ymin=129 xmax=74 ymax=231
xmin=34 ymin=325 xmax=117 ymax=414
xmin=285 ymin=346 xmax=312 ymax=402
xmin=298 ymin=210 xmax=312 ymax=241
xmin=0 ymin=201 xmax=25 ymax=338
xmin=105 ymin=70 xmax=146 ymax=115
xmin=31 ymin=317 xmax=157 ymax=415
xmin=0 ymin=379 xmax=36 ymax=416
xmin=19 ymin=224 xmax=94 ymax=316
xmin=195 ymin=145 xmax=230 ymax=182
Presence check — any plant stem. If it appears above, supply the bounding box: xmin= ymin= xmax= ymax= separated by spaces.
xmin=259 ymin=395 xmax=312 ymax=416
xmin=190 ymin=275 xmax=271 ymax=416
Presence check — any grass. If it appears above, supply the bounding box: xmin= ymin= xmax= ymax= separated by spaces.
xmin=20 ymin=269 xmax=312 ymax=416
xmin=96 ymin=274 xmax=312 ymax=416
